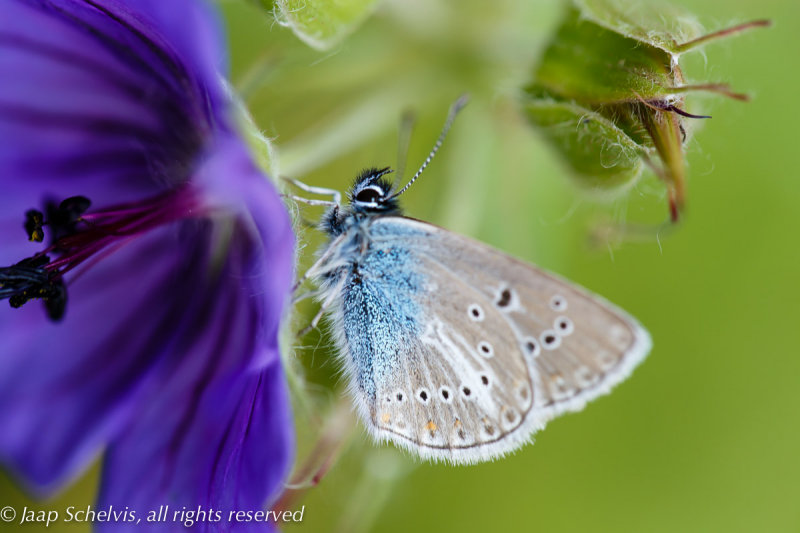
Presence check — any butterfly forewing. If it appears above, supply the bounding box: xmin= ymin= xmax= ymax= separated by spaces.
xmin=371 ymin=217 xmax=651 ymax=430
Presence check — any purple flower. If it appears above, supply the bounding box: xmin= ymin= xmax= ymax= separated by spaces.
xmin=0 ymin=0 xmax=294 ymax=529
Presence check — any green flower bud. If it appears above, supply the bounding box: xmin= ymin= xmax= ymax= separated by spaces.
xmin=524 ymin=0 xmax=769 ymax=222
xmin=254 ymin=0 xmax=382 ymax=50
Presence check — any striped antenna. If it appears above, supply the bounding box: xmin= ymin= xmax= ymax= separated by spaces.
xmin=385 ymin=94 xmax=469 ymax=201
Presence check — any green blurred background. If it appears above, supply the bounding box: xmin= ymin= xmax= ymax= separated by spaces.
xmin=2 ymin=0 xmax=798 ymax=531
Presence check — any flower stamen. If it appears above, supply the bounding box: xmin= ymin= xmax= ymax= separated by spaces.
xmin=1 ymin=186 xmax=201 ymax=320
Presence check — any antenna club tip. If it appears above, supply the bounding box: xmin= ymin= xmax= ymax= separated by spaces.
xmin=452 ymin=93 xmax=470 ymax=113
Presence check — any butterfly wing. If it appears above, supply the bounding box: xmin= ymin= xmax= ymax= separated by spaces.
xmin=373 ymin=217 xmax=651 ymax=424
xmin=321 ymin=216 xmax=650 ymax=464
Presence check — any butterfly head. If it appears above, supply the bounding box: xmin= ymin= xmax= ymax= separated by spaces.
xmin=322 ymin=167 xmax=402 ymax=236
xmin=322 ymin=95 xmax=469 ymax=236
xmin=348 ymin=167 xmax=401 ymax=215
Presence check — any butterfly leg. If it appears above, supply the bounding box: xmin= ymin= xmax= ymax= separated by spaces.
xmin=297 ymin=276 xmax=346 ymax=337
xmin=292 ymin=286 xmax=323 ymax=305
xmin=291 ymin=238 xmax=346 ymax=294
xmin=282 ymin=177 xmax=342 ymax=205
xmin=284 ymin=195 xmax=337 ymax=207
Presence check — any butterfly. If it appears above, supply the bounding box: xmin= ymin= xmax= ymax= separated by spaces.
xmin=289 ymin=96 xmax=651 ymax=464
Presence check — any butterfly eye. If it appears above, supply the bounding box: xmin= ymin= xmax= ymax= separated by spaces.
xmin=354 ymin=187 xmax=383 ymax=204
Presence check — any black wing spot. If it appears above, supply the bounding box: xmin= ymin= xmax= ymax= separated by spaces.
xmin=496 ymin=288 xmax=512 ymax=308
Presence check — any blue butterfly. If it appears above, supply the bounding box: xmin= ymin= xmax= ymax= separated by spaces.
xmin=289 ymin=97 xmax=651 ymax=463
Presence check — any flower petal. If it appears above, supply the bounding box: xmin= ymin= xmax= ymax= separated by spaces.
xmin=0 ymin=131 xmax=295 ymax=490
xmin=94 ymin=142 xmax=296 ymax=529
xmin=0 ymin=0 xmax=296 ymax=507
xmin=98 ymin=363 xmax=292 ymax=532
xmin=120 ymin=0 xmax=228 ymax=89
xmin=0 ymin=223 xmax=214 ymax=490
xmin=0 ymin=0 xmax=224 ymax=210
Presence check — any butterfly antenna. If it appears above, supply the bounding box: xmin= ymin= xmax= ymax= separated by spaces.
xmin=386 ymin=94 xmax=469 ymax=201
xmin=393 ymin=109 xmax=416 ymax=190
